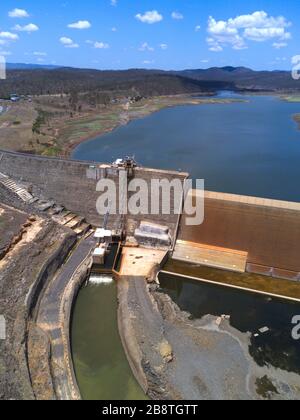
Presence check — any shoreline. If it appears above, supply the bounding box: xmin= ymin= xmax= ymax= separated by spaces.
xmin=0 ymin=95 xmax=178 ymax=157
xmin=293 ymin=113 xmax=300 ymax=130
xmin=61 ymin=94 xmax=248 ymax=159
xmin=63 ymin=92 xmax=300 ymax=159
xmin=1 ymin=91 xmax=298 ymax=159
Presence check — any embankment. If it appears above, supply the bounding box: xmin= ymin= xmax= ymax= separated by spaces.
xmin=0 ymin=218 xmax=76 ymax=400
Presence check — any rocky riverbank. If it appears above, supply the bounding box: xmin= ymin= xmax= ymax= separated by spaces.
xmin=118 ymin=275 xmax=300 ymax=400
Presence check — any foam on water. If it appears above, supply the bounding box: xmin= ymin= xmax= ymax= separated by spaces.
xmin=89 ymin=275 xmax=113 ymax=285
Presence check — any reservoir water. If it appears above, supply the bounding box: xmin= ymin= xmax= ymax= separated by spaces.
xmin=73 ymin=94 xmax=300 ymax=202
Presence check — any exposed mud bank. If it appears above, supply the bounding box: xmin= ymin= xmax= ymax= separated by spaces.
xmin=117 ymin=276 xmax=300 ymax=400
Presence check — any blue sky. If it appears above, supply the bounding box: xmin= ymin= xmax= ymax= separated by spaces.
xmin=0 ymin=0 xmax=299 ymax=70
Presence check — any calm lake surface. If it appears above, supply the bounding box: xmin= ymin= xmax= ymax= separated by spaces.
xmin=73 ymin=94 xmax=300 ymax=202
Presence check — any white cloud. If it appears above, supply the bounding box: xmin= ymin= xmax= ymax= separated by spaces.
xmin=9 ymin=8 xmax=29 ymax=18
xmin=171 ymin=12 xmax=184 ymax=20
xmin=60 ymin=37 xmax=73 ymax=45
xmin=68 ymin=20 xmax=91 ymax=30
xmin=160 ymin=43 xmax=168 ymax=50
xmin=0 ymin=51 xmax=12 ymax=56
xmin=195 ymin=25 xmax=201 ymax=32
xmin=135 ymin=11 xmax=163 ymax=24
xmin=139 ymin=42 xmax=154 ymax=52
xmin=229 ymin=12 xmax=290 ymax=30
xmin=86 ymin=40 xmax=109 ymax=49
xmin=273 ymin=42 xmax=288 ymax=49
xmin=34 ymin=52 xmax=47 ymax=56
xmin=66 ymin=43 xmax=79 ymax=49
xmin=94 ymin=42 xmax=109 ymax=49
xmin=13 ymin=23 xmax=39 ymax=32
xmin=207 ymin=11 xmax=291 ymax=52
xmin=292 ymin=55 xmax=300 ymax=65
xmin=209 ymin=43 xmax=223 ymax=52
xmin=244 ymin=27 xmax=291 ymax=42
xmin=143 ymin=60 xmax=155 ymax=65
xmin=0 ymin=31 xmax=19 ymax=40
xmin=111 ymin=27 xmax=117 ymax=32
xmin=60 ymin=37 xmax=79 ymax=48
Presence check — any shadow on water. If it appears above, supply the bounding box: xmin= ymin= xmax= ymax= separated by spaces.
xmin=158 ymin=272 xmax=300 ymax=375
xmin=71 ymin=279 xmax=147 ymax=400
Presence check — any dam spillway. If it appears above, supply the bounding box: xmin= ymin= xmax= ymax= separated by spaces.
xmin=179 ymin=190 xmax=300 ymax=281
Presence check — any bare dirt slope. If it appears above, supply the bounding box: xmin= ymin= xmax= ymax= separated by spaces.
xmin=0 ymin=102 xmax=37 ymax=152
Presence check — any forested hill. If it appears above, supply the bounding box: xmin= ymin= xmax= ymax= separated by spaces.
xmin=0 ymin=65 xmax=299 ymax=98
xmin=177 ymin=66 xmax=300 ymax=91
xmin=0 ymin=68 xmax=234 ymax=97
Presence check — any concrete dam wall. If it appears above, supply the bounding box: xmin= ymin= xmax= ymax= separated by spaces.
xmin=0 ymin=150 xmax=187 ymax=244
xmin=179 ymin=191 xmax=300 ymax=280
xmin=1 ymin=150 xmax=300 ymax=280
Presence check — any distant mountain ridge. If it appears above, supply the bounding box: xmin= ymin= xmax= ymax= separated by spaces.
xmin=1 ymin=64 xmax=299 ymax=97
xmin=176 ymin=66 xmax=297 ymax=91
xmin=6 ymin=63 xmax=61 ymax=70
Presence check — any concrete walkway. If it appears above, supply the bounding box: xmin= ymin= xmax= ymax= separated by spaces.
xmin=173 ymin=240 xmax=248 ymax=273
xmin=119 ymin=246 xmax=167 ymax=277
